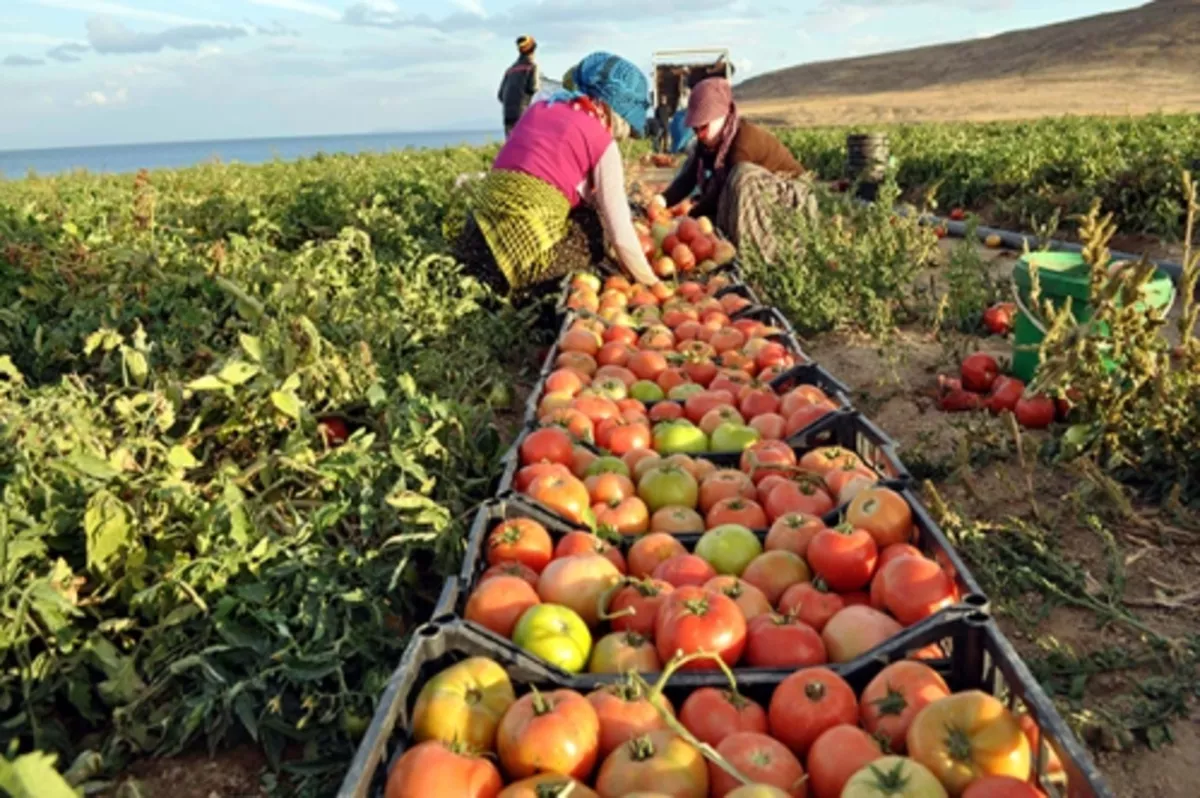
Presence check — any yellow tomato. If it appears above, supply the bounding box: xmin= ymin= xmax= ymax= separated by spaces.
xmin=411 ymin=656 xmax=515 ymax=753
xmin=906 ymin=691 xmax=1031 ymax=795
xmin=842 ymin=756 xmax=948 ymax=798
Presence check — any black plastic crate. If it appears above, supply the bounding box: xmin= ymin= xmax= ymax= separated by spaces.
xmin=338 ymin=612 xmax=1112 ymax=798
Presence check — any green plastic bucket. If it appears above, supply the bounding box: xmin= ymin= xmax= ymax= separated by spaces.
xmin=1011 ymin=252 xmax=1176 ymax=383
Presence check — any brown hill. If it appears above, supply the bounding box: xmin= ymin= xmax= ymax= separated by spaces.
xmin=736 ymin=0 xmax=1200 ymax=126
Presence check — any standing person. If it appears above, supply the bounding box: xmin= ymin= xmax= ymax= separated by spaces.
xmin=457 ymin=52 xmax=664 ymax=299
xmin=668 ymin=88 xmax=694 ymax=154
xmin=658 ymin=77 xmax=814 ymax=260
xmin=498 ymin=35 xmax=540 ymax=139
xmin=654 ymin=95 xmax=673 ymax=153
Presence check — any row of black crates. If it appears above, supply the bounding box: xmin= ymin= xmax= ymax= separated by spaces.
xmin=337 ymin=266 xmax=1115 ymax=797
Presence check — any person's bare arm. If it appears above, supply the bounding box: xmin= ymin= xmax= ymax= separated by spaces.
xmin=593 ymin=143 xmax=659 ymax=286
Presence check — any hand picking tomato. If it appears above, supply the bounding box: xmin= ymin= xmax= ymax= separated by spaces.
xmin=594 ymin=730 xmax=709 ymax=798
xmin=805 ymin=724 xmax=885 ymax=798
xmin=841 ymin=756 xmax=948 ymax=798
xmin=907 ymin=690 xmax=1032 ymax=794
xmin=807 ymin=525 xmax=879 ymax=592
xmin=961 ymin=353 xmax=1000 ymax=394
xmin=385 ymin=740 xmax=503 ymax=798
xmin=859 ymin=661 xmax=952 ymax=753
xmin=680 ymin=687 xmax=769 ymax=748
xmin=487 ymin=518 xmax=554 ymax=573
xmin=710 ymin=732 xmax=806 ymax=798
xmin=411 ymin=656 xmax=515 ymax=753
xmin=768 ymin=667 xmax=858 ymax=757
xmin=498 ymin=688 xmax=600 ymax=781
xmin=654 ymin=585 xmax=748 ymax=669
xmin=743 ymin=612 xmax=827 ymax=668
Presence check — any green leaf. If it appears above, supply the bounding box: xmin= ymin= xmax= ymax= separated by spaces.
xmin=124 ymin=348 xmax=149 ymax=383
xmin=84 ymin=490 xmax=133 ymax=571
xmin=0 ymin=751 xmax=79 ymax=798
xmin=66 ymin=451 xmax=120 ymax=481
xmin=167 ymin=446 xmax=200 ymax=470
xmin=218 ymin=361 xmax=259 ymax=386
xmin=270 ymin=391 xmax=302 ymax=420
xmin=239 ymin=334 xmax=264 ymax=363
xmin=187 ymin=374 xmax=228 ymax=392
xmin=366 ymin=382 xmax=387 ymax=408
xmin=233 ymin=693 xmax=260 ymax=742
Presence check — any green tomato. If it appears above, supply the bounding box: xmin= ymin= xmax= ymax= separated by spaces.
xmin=695 ymin=524 xmax=763 ymax=576
xmin=630 ymin=380 xmax=666 ymax=403
xmin=593 ymin=377 xmax=628 ymax=401
xmin=842 ymin=756 xmax=947 ymax=798
xmin=511 ymin=604 xmax=592 ymax=674
xmin=653 ymin=420 xmax=709 ymax=454
xmin=585 ymin=455 xmax=630 ymax=478
xmin=710 ymin=421 xmax=761 ymax=453
xmin=668 ymin=383 xmax=705 ymax=401
xmin=638 ymin=465 xmax=700 ymax=512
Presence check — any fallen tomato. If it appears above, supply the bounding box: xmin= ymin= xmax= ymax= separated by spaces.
xmin=986 ymin=376 xmax=1025 ymax=415
xmin=1014 ymin=394 xmax=1055 ymax=429
xmin=961 ymin=353 xmax=1000 ymax=394
xmin=983 ymin=302 xmax=1017 ymax=336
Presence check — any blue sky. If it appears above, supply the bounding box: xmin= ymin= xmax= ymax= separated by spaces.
xmin=0 ymin=0 xmax=1145 ymax=151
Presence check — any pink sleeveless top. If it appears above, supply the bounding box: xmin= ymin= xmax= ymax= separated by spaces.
xmin=493 ymin=101 xmax=613 ymax=207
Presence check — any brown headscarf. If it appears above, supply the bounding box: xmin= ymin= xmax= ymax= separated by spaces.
xmin=684 ymin=77 xmax=740 ymax=190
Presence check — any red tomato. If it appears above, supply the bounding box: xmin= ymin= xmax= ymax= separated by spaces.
xmin=741 ymin=440 xmax=798 ymax=484
xmin=487 ymin=518 xmax=553 ymax=573
xmin=653 ymin=553 xmax=718 ymax=588
xmin=480 ymin=561 xmax=539 ymax=588
xmin=707 ymin=496 xmax=769 ymax=529
xmin=710 ymin=732 xmax=806 ymax=798
xmin=778 ymin=579 xmax=845 ymax=632
xmin=497 ymin=689 xmax=600 ymax=781
xmin=768 ymin=668 xmax=858 ymax=757
xmin=961 ymin=352 xmax=1000 ymax=393
xmin=785 ymin=403 xmax=836 ymax=438
xmin=986 ymin=375 xmax=1026 ymax=415
xmin=876 ymin=556 xmax=958 ymax=625
xmin=679 ymin=687 xmax=769 ymax=748
xmin=805 ymin=724 xmax=885 ymax=798
xmin=629 ymin=350 xmax=670 ymax=382
xmin=318 ymin=417 xmax=350 ymax=446
xmin=846 ymin=487 xmax=914 ymax=550
xmin=983 ymin=303 xmax=1017 ymax=336
xmin=543 ymin=407 xmax=596 ymax=444
xmin=465 ymin=575 xmax=540 ymax=638
xmin=764 ymin=479 xmax=835 ymax=522
xmin=765 ymin=512 xmax=826 ymax=557
xmin=859 ymin=660 xmax=951 ymax=753
xmin=594 ymin=496 xmax=651 ymax=536
xmin=384 ymin=740 xmax=502 ymax=798
xmin=962 ymin=776 xmax=1048 ymax=798
xmin=627 ymin=533 xmax=687 ymax=579
xmin=526 ymin=472 xmax=591 ymax=525
xmin=586 ymin=472 xmax=637 ymax=505
xmin=587 ymin=682 xmax=674 ymax=761
xmin=519 ymin=427 xmax=575 ymax=467
xmin=699 ymin=470 xmax=758 ymax=514
xmin=750 ymin=412 xmax=787 ymax=440
xmin=740 ymin=550 xmax=811 ymax=606
xmin=654 ymin=585 xmax=748 ymax=669
xmin=650 ymin=505 xmax=706 ymax=535
xmin=704 ymin=576 xmax=774 ymax=622
xmin=607 ymin=577 xmax=675 ymax=638
xmin=649 ymin=401 xmax=686 ymax=423
xmin=744 ymin=612 xmax=827 ymax=668
xmin=1014 ymin=394 xmax=1056 ymax=429
xmin=595 ymin=416 xmax=652 ymax=456
xmin=554 ymin=531 xmax=627 ymax=574
xmin=807 ymin=526 xmax=879 ymax=592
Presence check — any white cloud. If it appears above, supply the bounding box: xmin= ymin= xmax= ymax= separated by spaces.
xmin=249 ymin=0 xmax=341 ymax=21
xmin=32 ymin=0 xmax=221 ymax=27
xmin=4 ymin=55 xmax=45 ymax=67
xmin=451 ymin=0 xmax=487 ymax=16
xmin=75 ymin=86 xmax=128 ymax=106
xmin=87 ymin=16 xmax=248 ymax=54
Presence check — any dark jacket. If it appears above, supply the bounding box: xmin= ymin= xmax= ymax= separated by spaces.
xmin=498 ymin=55 xmax=540 ymax=124
xmin=662 ymin=121 xmax=802 ymax=219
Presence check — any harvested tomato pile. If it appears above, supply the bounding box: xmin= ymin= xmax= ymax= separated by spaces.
xmin=340 ymin=219 xmax=1112 ymax=798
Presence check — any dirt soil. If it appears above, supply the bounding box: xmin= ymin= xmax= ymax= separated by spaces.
xmin=111 ymin=745 xmax=268 ymax=797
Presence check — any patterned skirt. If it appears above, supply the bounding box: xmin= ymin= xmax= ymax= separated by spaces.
xmin=716 ymin=163 xmax=817 ymax=263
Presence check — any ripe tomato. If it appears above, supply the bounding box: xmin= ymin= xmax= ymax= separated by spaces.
xmin=798 ymin=446 xmax=861 ymax=475
xmin=739 ymin=387 xmax=781 ymax=419
xmin=629 ymin=350 xmax=670 ymax=382
xmin=704 ymin=575 xmax=773 ymax=621
xmin=557 ymin=350 xmax=598 ymax=377
xmin=982 ymin=303 xmax=1017 ymax=336
xmin=684 ymin=389 xmax=736 ymax=423
xmin=589 ymin=630 xmax=661 ymax=674
xmin=740 ymin=439 xmax=797 ymax=484
xmin=961 ymin=352 xmax=1000 ymax=393
xmin=780 ymin=386 xmax=831 ymax=418
xmin=841 ymin=756 xmax=948 ymax=798
xmin=543 ymin=407 xmax=596 ymax=443
xmin=1014 ymin=394 xmax=1055 ymax=429
xmin=756 ymin=475 xmax=789 ymax=505
xmin=537 ymin=554 xmax=623 ymax=626
xmin=740 ymin=550 xmax=811 ymax=605
xmin=497 ymin=688 xmax=600 ymax=781
xmin=778 ymin=579 xmax=845 ymax=632
xmin=764 ymin=478 xmax=835 ymax=523
xmin=707 ymin=496 xmax=769 ymax=529
xmin=604 ymin=325 xmax=639 ymax=346
xmin=768 ymin=667 xmax=858 ymax=757
xmin=607 ymin=577 xmax=674 ymax=638
xmin=554 ymin=531 xmax=627 ymax=574
xmin=785 ymin=403 xmax=835 ymax=437
xmin=651 ymin=505 xmax=706 ymax=535
xmin=744 ymin=612 xmax=827 ymax=668
xmin=653 ymin=553 xmax=718 ymax=588
xmin=962 ymin=776 xmax=1046 ymax=797
xmin=586 ymin=471 xmax=637 ymax=505
xmin=587 ymin=682 xmax=674 ymax=761
xmin=498 ymin=774 xmax=599 ymax=798
xmin=573 ymin=393 xmax=621 ymax=424
xmin=627 ymin=534 xmax=688 ymax=579
xmin=750 ymin=412 xmax=787 ymax=440
xmin=807 ymin=526 xmax=879 ymax=592
xmin=710 ymin=732 xmax=806 ymax=798
xmin=411 ymin=657 xmax=515 ymax=753
xmin=699 ymin=470 xmax=758 ymax=514
xmin=986 ymin=376 xmax=1026 ymax=415
xmin=480 ymin=561 xmax=539 ymax=588
xmin=594 ymin=730 xmax=708 ymax=798
xmin=526 ymin=472 xmax=591 ymax=525
xmin=487 ymin=518 xmax=553 ymax=573
xmin=765 ymin=512 xmax=826 ymax=557
xmin=655 ymin=585 xmax=748 ymax=669
xmin=1016 ymin=713 xmax=1064 ymax=780
xmin=700 ymin=405 xmax=746 ymax=437
xmin=876 ymin=555 xmax=958 ymax=625
xmin=465 ymin=576 xmax=540 ymax=639
xmin=594 ymin=496 xmax=651 ymax=536
xmin=821 ymin=605 xmax=903 ymax=663
xmin=906 ymin=690 xmax=1031 ymax=793
xmin=846 ymin=487 xmax=914 ymax=549
xmin=680 ymin=687 xmax=769 ymax=748
xmin=649 ymin=401 xmax=686 ymax=423
xmin=877 ymin=543 xmax=924 ymax=571
xmin=860 ymin=661 xmax=951 ymax=753
xmin=385 ymin=740 xmax=503 ymax=798
xmin=806 ymin=724 xmax=885 ymax=798
xmin=317 ymin=417 xmax=349 ymax=446
xmin=519 ymin=426 xmax=575 ymax=467
xmin=825 ymin=463 xmax=879 ymax=506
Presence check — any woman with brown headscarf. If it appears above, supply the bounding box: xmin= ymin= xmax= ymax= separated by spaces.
xmin=659 ymin=77 xmax=815 ymax=261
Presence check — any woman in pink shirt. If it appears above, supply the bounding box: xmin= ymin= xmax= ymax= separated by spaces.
xmin=455 ymin=51 xmax=662 ymax=296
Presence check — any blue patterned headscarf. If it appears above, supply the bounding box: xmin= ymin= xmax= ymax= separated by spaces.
xmin=547 ymin=52 xmax=650 ymax=135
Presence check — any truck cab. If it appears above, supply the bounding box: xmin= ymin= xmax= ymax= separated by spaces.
xmin=651 ymin=48 xmax=734 ymax=118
